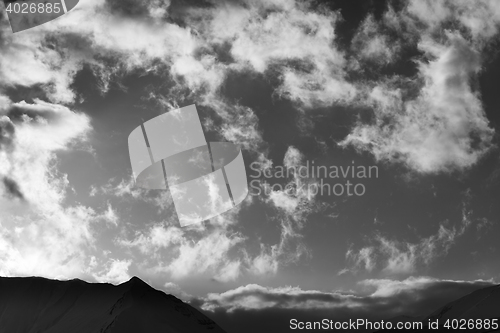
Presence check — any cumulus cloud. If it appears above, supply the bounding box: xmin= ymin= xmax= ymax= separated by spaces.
xmin=339 ymin=0 xmax=500 ymax=173
xmin=116 ymin=215 xmax=247 ymax=281
xmin=156 ymin=229 xmax=245 ymax=279
xmin=186 ymin=0 xmax=357 ymax=108
xmin=0 ymin=3 xmax=352 ymax=284
xmin=118 ymin=223 xmax=183 ymax=256
xmin=2 ymin=0 xmax=497 ymax=177
xmin=342 ymin=32 xmax=494 ymax=173
xmin=214 ymin=260 xmax=242 ymax=283
xmin=93 ymin=258 xmax=132 ymax=284
xmin=0 ymin=98 xmax=98 ymax=278
xmin=0 ymin=0 xmax=213 ymax=104
xmin=0 ymin=98 xmax=129 ymax=279
xmin=406 ymin=0 xmax=500 ymax=43
xmin=0 ymin=32 xmax=81 ymax=103
xmin=1 ymin=0 xmax=354 ymax=157
xmin=3 ymin=0 xmax=269 ymax=155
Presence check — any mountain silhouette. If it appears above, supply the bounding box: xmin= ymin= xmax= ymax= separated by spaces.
xmin=376 ymin=284 xmax=500 ymax=332
xmin=0 ymin=276 xmax=227 ymax=333
xmin=426 ymin=284 xmax=500 ymax=323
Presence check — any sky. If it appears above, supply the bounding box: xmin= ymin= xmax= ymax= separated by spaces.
xmin=0 ymin=0 xmax=500 ymax=331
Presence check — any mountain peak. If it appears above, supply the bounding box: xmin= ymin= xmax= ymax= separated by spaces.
xmin=128 ymin=276 xmax=147 ymax=284
xmin=122 ymin=276 xmax=153 ymax=291
xmin=0 ymin=276 xmax=227 ymax=333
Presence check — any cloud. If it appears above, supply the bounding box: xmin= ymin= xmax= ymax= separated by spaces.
xmin=360 ymin=277 xmax=496 ymax=308
xmin=118 ymin=223 xmax=183 ymax=254
xmin=342 ymin=32 xmax=495 ymax=173
xmin=2 ymin=0 xmax=268 ymax=153
xmin=351 ymin=14 xmax=400 ymax=65
xmin=247 ymin=247 xmax=280 ymax=276
xmin=344 ymin=201 xmax=473 ymax=275
xmin=200 ymin=277 xmax=496 ymax=333
xmin=155 ymin=228 xmax=245 ymax=279
xmin=101 ymin=203 xmax=119 ymax=226
xmin=114 ymin=145 xmax=328 ymax=281
xmin=209 ymin=101 xmax=265 ymax=153
xmin=201 ymin=283 xmax=356 ymax=312
xmin=93 ymin=258 xmax=132 ymax=284
xmin=0 ymin=0 xmax=208 ymax=104
xmin=0 ymin=98 xmax=115 ymax=279
xmin=186 ymin=0 xmax=357 ymax=108
xmin=265 ymin=146 xmax=320 ymax=217
xmin=339 ymin=0 xmax=500 ymax=173
xmin=214 ymin=260 xmax=242 ymax=283
xmin=344 ymin=246 xmax=376 ymax=274
xmin=2 ymin=0 xmax=356 ymax=111
xmin=406 ymin=0 xmax=500 ymax=43
xmin=0 ymin=8 xmax=109 ymax=104
xmin=163 ymin=281 xmax=192 ymax=301
xmin=0 ymin=0 xmax=353 ymax=182
xmin=247 ymin=146 xmax=333 ymax=276
xmin=104 ymin=0 xmax=171 ymax=19
xmin=117 ymin=219 xmax=247 ymax=281
xmin=2 ymin=0 xmax=497 ymax=178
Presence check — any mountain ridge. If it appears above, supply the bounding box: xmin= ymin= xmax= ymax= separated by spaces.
xmin=0 ymin=276 xmax=226 ymax=333
xmin=375 ymin=284 xmax=500 ymax=332
xmin=426 ymin=284 xmax=500 ymax=323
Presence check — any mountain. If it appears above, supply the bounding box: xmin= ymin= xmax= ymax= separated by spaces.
xmin=0 ymin=276 xmax=227 ymax=333
xmin=376 ymin=284 xmax=500 ymax=332
xmin=426 ymin=284 xmax=500 ymax=323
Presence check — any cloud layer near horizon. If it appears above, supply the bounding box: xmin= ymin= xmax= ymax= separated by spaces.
xmin=197 ymin=276 xmax=496 ymax=333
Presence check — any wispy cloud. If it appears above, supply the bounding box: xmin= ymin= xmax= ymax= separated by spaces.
xmin=343 ymin=198 xmax=474 ymax=275
xmin=351 ymin=14 xmax=401 ymax=66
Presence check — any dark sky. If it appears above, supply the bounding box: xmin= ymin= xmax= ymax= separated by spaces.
xmin=0 ymin=0 xmax=499 ymax=332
